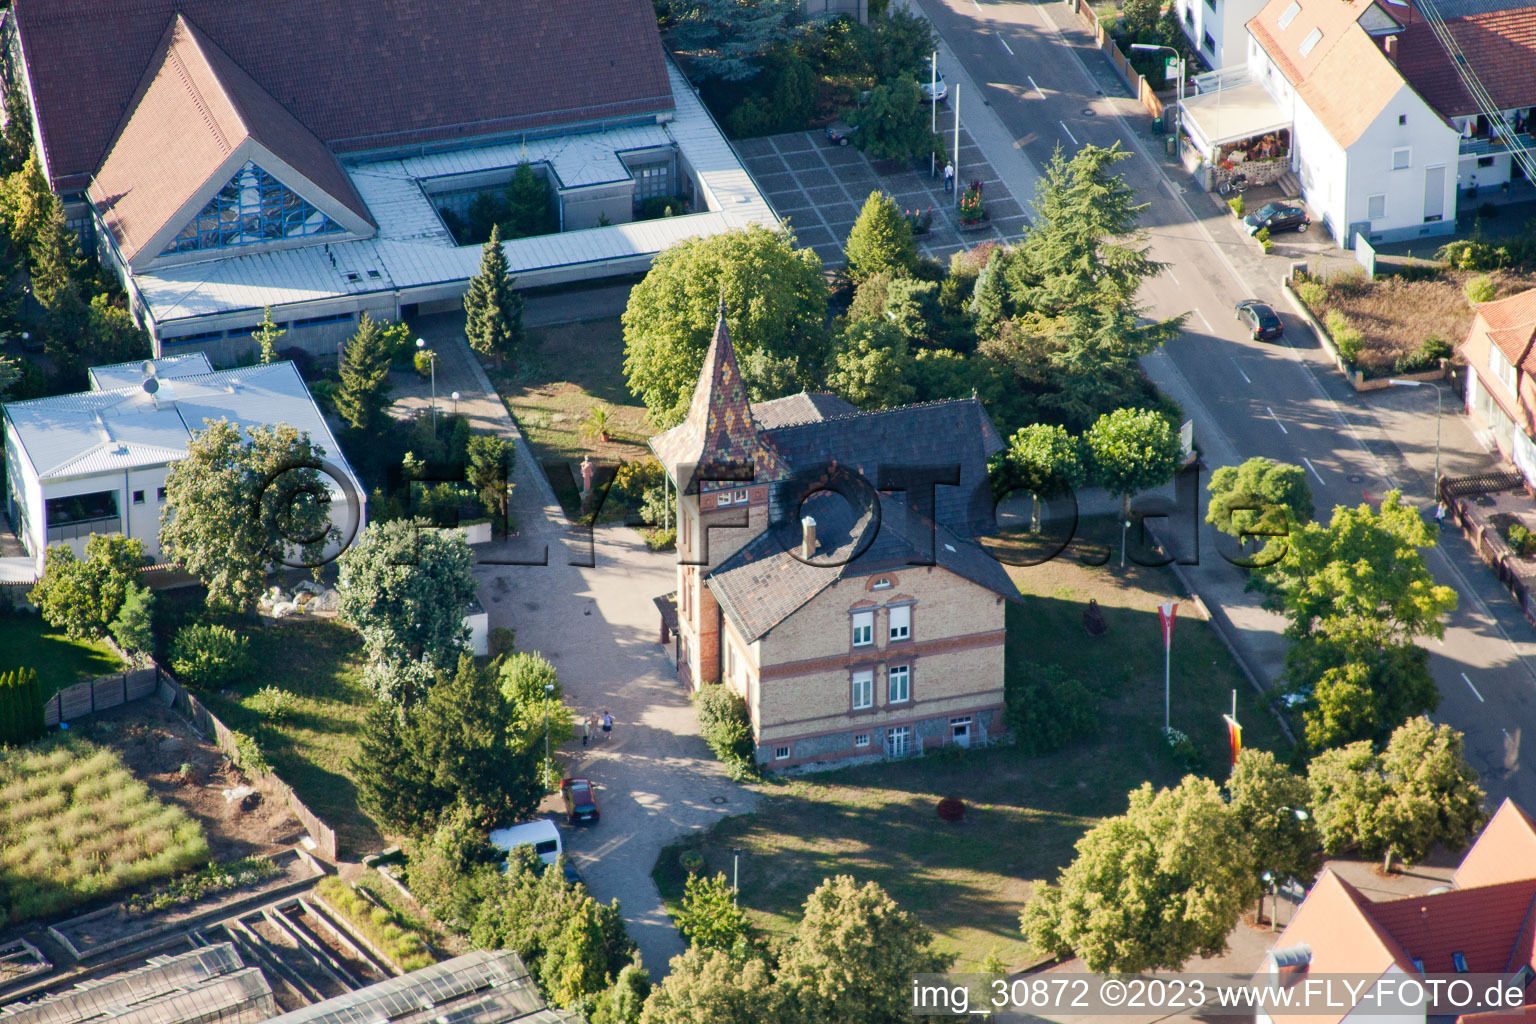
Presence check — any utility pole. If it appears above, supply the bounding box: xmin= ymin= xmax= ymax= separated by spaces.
xmin=931 ymin=51 xmax=938 ymax=179
xmin=952 ymin=83 xmax=961 ymax=209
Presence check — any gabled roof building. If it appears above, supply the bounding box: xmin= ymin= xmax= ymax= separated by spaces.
xmin=650 ymin=307 xmax=1018 ymax=768
xmin=1459 ymin=287 xmax=1536 ymax=486
xmin=2 ymin=0 xmax=776 ymax=361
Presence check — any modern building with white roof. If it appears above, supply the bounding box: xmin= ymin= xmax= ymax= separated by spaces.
xmin=5 ymin=0 xmax=779 ymax=363
xmin=2 ymin=357 xmax=364 ymax=577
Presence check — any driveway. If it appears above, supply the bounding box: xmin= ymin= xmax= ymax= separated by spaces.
xmin=400 ymin=314 xmax=757 ymax=978
xmin=739 ymin=128 xmax=1031 ymax=265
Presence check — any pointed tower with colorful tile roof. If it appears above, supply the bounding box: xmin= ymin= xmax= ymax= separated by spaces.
xmin=650 ymin=300 xmax=788 ymax=495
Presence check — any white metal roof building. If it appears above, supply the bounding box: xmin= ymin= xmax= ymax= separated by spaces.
xmin=2 ymin=359 xmax=364 ymax=579
xmin=103 ymin=64 xmax=779 ymax=363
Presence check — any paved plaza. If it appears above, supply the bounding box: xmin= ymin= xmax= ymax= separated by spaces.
xmin=737 ymin=128 xmax=1031 ymax=266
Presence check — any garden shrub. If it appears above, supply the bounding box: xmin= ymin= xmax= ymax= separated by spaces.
xmin=610 ymin=458 xmax=664 ymax=512
xmin=692 ymin=686 xmax=756 ymax=772
xmin=229 ymin=729 xmax=270 ymax=776
xmin=1505 ymin=521 xmax=1536 ymax=558
xmin=414 ymin=348 xmax=436 ymax=377
xmin=170 ymin=622 xmax=251 ymax=689
xmin=1255 ymin=226 xmax=1273 ymax=252
xmin=1227 ymin=195 xmax=1244 ymax=217
xmin=1325 ymin=309 xmax=1364 ymax=364
xmin=1005 ymin=664 xmax=1099 ymax=756
xmin=644 ymin=527 xmax=676 ymax=552
xmin=1295 ymin=278 xmax=1327 ymax=309
xmin=0 ymin=668 xmax=43 ymax=746
xmin=1464 ymin=275 xmax=1497 ymax=305
xmin=1394 ymin=334 xmax=1453 ymax=374
xmin=250 ymin=685 xmax=297 ymax=721
xmin=1437 ymin=237 xmax=1503 ymax=271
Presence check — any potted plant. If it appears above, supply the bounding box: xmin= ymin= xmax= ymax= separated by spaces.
xmin=905 ymin=207 xmax=934 ymax=236
xmin=582 ymin=404 xmax=612 ymax=444
xmin=958 ymin=182 xmax=986 ymax=228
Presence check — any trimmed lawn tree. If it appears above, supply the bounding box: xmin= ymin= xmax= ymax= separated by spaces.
xmin=843 ymin=191 xmax=916 ymax=284
xmin=463 ymin=224 xmax=525 ymax=370
xmin=622 ymin=226 xmax=828 ymax=427
xmin=848 ymin=79 xmax=935 ymax=163
xmin=160 ymin=420 xmax=337 ymax=611
xmin=1085 ymin=408 xmax=1181 ymax=562
xmin=1020 ymin=777 xmax=1254 ymax=972
xmin=29 ymin=534 xmax=147 ymax=641
xmin=1001 ymin=422 xmax=1085 ymax=532
xmin=1307 ymin=717 xmax=1485 ymax=872
xmin=640 ymin=948 xmax=787 ymax=1024
xmin=336 ymin=312 xmax=394 ymax=430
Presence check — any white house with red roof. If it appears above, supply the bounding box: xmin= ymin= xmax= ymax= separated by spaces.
xmin=1458 ymin=287 xmax=1536 ymax=485
xmin=1180 ymin=0 xmax=1536 ymax=246
xmin=1256 ymin=800 xmax=1536 ymax=1024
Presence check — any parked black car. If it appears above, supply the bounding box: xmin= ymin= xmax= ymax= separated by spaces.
xmin=1235 ymin=299 xmax=1284 ymax=341
xmin=1243 ymin=202 xmax=1309 ymax=236
xmin=825 ymin=120 xmax=858 ymax=146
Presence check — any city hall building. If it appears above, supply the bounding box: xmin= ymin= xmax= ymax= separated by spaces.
xmin=3 ymin=0 xmax=778 ymax=361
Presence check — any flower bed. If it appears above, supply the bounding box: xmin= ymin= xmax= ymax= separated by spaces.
xmin=123 ymin=857 xmax=280 ymax=916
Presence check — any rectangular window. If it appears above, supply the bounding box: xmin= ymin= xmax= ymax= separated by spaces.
xmin=1367 ymin=194 xmax=1386 ymax=219
xmin=1490 ymin=345 xmax=1519 ymax=394
xmin=888 ymin=605 xmax=911 ymax=641
xmin=1277 ymin=1 xmax=1301 ymax=27
xmin=854 ymin=733 xmax=871 ymax=748
xmin=726 ymin=644 xmax=736 ymax=682
xmin=1392 ymin=147 xmax=1411 ymax=170
xmin=716 ymin=493 xmax=731 ymax=507
xmin=132 ymin=490 xmax=145 ymax=505
xmin=1298 ymin=27 xmax=1322 ymax=56
xmin=163 ymin=330 xmax=224 ymax=345
xmin=852 ymin=611 xmax=873 ymax=647
xmin=733 ymin=491 xmax=749 ymax=504
xmin=156 ymin=487 xmax=167 ymax=501
xmin=1478 ymin=155 xmax=1495 ymax=167
xmin=888 ymin=665 xmax=910 ymax=703
xmin=1398 ymin=114 xmax=1407 ymax=125
xmin=292 ymin=312 xmax=355 ymax=328
xmin=774 ymin=745 xmax=791 ymax=760
xmin=1202 ymin=30 xmax=1216 ymax=51
xmin=887 ymin=726 xmax=911 ymax=757
xmin=1453 ymin=953 xmax=1468 ymax=973
xmin=852 ymin=670 xmax=873 ymax=709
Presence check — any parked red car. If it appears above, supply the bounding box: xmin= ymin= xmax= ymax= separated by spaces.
xmin=561 ymin=778 xmax=599 ymax=824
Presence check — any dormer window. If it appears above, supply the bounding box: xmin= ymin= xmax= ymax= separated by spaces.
xmin=1452 ymin=952 xmax=1468 ymax=973
xmin=1278 ymin=1 xmax=1301 ymax=27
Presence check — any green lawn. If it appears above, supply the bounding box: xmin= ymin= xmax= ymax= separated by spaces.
xmin=0 ymin=613 xmax=124 ymax=698
xmin=657 ymin=534 xmax=1289 ymax=972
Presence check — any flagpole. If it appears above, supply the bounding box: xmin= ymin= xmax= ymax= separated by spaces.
xmin=1164 ymin=627 xmax=1171 ymax=733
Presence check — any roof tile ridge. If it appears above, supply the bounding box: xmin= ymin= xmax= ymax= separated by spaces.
xmin=770 ymin=395 xmax=981 ymax=429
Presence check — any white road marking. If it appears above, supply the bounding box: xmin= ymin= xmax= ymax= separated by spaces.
xmin=1462 ymin=672 xmax=1485 ymax=702
xmin=1166 ymin=268 xmax=1182 ymax=286
xmin=997 ymin=32 xmax=1014 ymax=55
xmin=1027 ymin=75 xmax=1046 ymax=99
xmin=1059 ymin=120 xmax=1078 ymax=145
xmin=1267 ymin=407 xmax=1288 ymax=434
xmin=1302 ymin=457 xmax=1325 ymax=485
xmin=1194 ymin=308 xmax=1213 ymax=332
xmin=1231 ymin=360 xmax=1251 ymax=385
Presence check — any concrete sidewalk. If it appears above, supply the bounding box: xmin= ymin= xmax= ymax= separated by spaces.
xmin=393 ymin=313 xmax=757 ymax=978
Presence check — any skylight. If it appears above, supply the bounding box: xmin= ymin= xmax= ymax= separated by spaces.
xmin=1278 ymin=1 xmax=1301 ymax=28
xmin=1299 ymin=27 xmax=1323 ymax=55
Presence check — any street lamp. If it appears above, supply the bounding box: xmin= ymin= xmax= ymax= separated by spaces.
xmin=416 ymin=338 xmax=437 ymax=436
xmin=1387 ymin=379 xmax=1444 ymax=511
xmin=1263 ymin=807 xmax=1310 ymax=931
xmin=732 ymin=848 xmax=743 ymax=900
xmin=543 ymin=682 xmax=556 ymax=787
xmin=1129 ymin=44 xmax=1185 ymax=148
xmin=451 ymin=391 xmax=461 ymax=417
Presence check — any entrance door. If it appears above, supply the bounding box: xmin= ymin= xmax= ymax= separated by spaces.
xmin=1424 ymin=165 xmax=1446 ymax=221
xmin=951 ymin=717 xmax=972 ymax=748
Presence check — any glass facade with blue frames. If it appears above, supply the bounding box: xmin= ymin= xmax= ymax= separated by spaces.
xmin=163 ymin=161 xmax=343 ymax=256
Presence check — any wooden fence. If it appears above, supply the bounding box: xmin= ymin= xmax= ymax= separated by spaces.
xmin=1066 ymin=0 xmax=1176 ymax=121
xmin=42 ymin=660 xmax=340 ymax=862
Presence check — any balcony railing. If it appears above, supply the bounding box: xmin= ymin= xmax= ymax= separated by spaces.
xmin=1460 ymin=131 xmax=1536 ymax=157
xmin=46 ymin=517 xmax=122 ymax=544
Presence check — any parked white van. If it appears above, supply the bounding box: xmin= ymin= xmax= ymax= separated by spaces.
xmin=489 ymin=819 xmax=562 ymax=867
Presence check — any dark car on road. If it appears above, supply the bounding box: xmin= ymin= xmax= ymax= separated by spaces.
xmin=825 ymin=120 xmax=858 ymax=146
xmin=1235 ymin=299 xmax=1284 ymax=341
xmin=561 ymin=777 xmax=599 ymax=824
xmin=1243 ymin=202 xmax=1309 ymax=236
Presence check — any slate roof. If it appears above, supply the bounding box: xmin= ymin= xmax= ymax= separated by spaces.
xmin=15 ymin=0 xmax=674 ymax=194
xmin=3 ymin=360 xmax=358 ymax=490
xmin=708 ymin=490 xmax=1018 ymax=643
xmin=750 ymin=391 xmax=858 ymax=429
xmin=649 ymin=308 xmax=791 ymax=495
xmin=87 ymin=14 xmax=373 ymax=263
xmin=1391 ymin=3 xmax=1536 ymax=118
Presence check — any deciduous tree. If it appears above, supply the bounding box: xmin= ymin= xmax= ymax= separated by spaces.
xmin=639 ymin=948 xmax=788 ymax=1024
xmin=847 ymin=79 xmax=935 ymax=163
xmin=337 ymin=518 xmax=479 ymax=705
xmin=1226 ymin=749 xmax=1319 ymax=905
xmin=28 ymin=534 xmax=147 ymax=641
xmin=1002 ymin=423 xmax=1085 ymax=500
xmin=677 ymin=872 xmax=751 ymax=952
xmin=1085 ymin=407 xmax=1181 ymax=517
xmin=843 ymin=191 xmax=916 ymax=284
xmin=253 ymin=307 xmax=285 ymax=364
xmin=1020 ymin=777 xmax=1255 ymax=972
xmin=622 ymin=226 xmax=828 ymax=426
xmin=336 ymin=312 xmax=394 ymax=430
xmin=1289 ymin=624 xmax=1439 ymax=750
xmin=826 ymin=320 xmax=914 ymax=410
xmin=160 ymin=419 xmax=337 ymax=611
xmin=463 ymin=224 xmax=524 ymax=370
xmin=1206 ymin=457 xmax=1314 ymax=545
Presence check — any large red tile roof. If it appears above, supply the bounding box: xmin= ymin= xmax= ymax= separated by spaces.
xmin=1390 ymin=4 xmax=1536 ymax=118
xmin=1455 ymin=798 xmax=1536 ymax=889
xmin=15 ymin=0 xmax=674 ymax=194
xmin=1467 ymin=287 xmax=1536 ymax=374
xmin=1367 ymin=877 xmax=1536 ymax=975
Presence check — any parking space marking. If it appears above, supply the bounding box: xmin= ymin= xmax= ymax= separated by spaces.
xmin=1059 ymin=121 xmax=1078 ymax=145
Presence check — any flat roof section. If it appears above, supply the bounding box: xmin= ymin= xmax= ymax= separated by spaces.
xmin=1180 ymin=81 xmax=1293 ymax=151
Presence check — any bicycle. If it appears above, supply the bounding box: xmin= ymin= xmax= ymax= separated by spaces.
xmin=1217 ymin=173 xmax=1249 ymax=196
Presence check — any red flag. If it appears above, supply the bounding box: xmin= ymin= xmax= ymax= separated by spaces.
xmin=1158 ymin=601 xmax=1179 ymax=650
xmin=1224 ymin=714 xmax=1242 ymax=767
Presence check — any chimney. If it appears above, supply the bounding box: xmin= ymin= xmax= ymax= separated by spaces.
xmin=801 ymin=516 xmax=817 ymax=559
xmin=1385 ymin=34 xmax=1398 ymax=62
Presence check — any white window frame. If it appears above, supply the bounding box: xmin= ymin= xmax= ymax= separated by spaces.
xmin=854 ymin=733 xmax=871 ymax=748
xmin=888 ymin=665 xmax=910 ymax=704
xmin=1392 ymin=147 xmax=1412 ymax=170
xmin=888 ymin=604 xmax=911 ymax=641
xmin=1298 ymin=27 xmax=1322 ymax=56
xmin=887 ymin=726 xmax=911 ymax=757
xmin=1367 ymin=193 xmax=1386 ymax=220
xmin=774 ymin=745 xmax=791 ymax=760
xmin=871 ymin=577 xmax=893 ymax=590
xmin=851 ymin=670 xmax=873 ymax=710
xmin=733 ymin=490 xmax=749 ymax=504
xmin=1490 ymin=345 xmax=1519 ymax=394
xmin=852 ymin=611 xmax=873 ymax=647
xmin=1277 ymin=1 xmax=1301 ymax=28
xmin=715 ymin=492 xmax=731 ymax=507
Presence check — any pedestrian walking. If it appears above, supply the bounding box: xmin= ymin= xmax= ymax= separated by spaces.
xmin=581 ymin=716 xmax=590 ymax=747
xmin=602 ymin=711 xmax=613 ymax=740
xmin=943 ymin=162 xmax=955 ymax=193
xmin=1435 ymin=502 xmax=1446 ymax=530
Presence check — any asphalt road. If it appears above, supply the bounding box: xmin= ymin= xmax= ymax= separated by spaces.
xmin=917 ymin=0 xmax=1536 ymax=806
